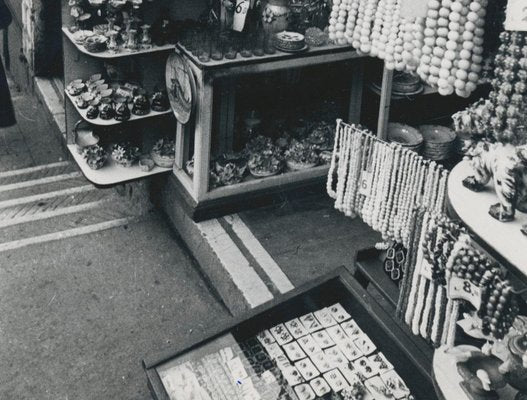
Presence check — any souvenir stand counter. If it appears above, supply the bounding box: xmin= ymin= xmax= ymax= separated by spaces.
xmin=171 ymin=42 xmax=366 ymax=218
xmin=144 ymin=269 xmax=433 ymax=400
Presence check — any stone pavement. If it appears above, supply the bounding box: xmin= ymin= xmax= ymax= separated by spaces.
xmin=0 ymin=80 xmax=64 ymax=171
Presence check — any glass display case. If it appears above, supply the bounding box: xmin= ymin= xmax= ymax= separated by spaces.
xmin=143 ymin=268 xmax=435 ymax=400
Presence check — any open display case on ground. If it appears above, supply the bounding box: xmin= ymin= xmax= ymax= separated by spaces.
xmin=144 ymin=268 xmax=434 ymax=400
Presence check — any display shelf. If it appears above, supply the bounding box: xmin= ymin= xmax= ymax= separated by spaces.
xmin=65 ymin=90 xmax=172 ymax=126
xmin=448 ymin=160 xmax=527 ymax=271
xmin=67 ymin=144 xmax=170 ymax=186
xmin=177 ymin=42 xmax=362 ymax=76
xmin=433 ymin=345 xmax=517 ymax=400
xmin=62 ymin=27 xmax=175 ymax=59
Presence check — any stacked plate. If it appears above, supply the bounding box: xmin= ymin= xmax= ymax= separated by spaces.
xmin=418 ymin=125 xmax=456 ymax=160
xmin=387 ymin=123 xmax=424 ymax=153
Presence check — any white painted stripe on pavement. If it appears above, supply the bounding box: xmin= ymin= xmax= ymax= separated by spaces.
xmin=0 ymin=172 xmax=82 ymax=193
xmin=0 ymin=161 xmax=70 ymax=178
xmin=224 ymin=214 xmax=294 ymax=294
xmin=0 ymin=200 xmax=108 ymax=228
xmin=0 ymin=184 xmax=95 ymax=209
xmin=197 ymin=218 xmax=274 ymax=308
xmin=0 ymin=218 xmax=129 ymax=253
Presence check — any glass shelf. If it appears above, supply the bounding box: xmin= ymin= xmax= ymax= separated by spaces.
xmin=62 ymin=27 xmax=175 ymax=59
xmin=67 ymin=144 xmax=170 ymax=186
xmin=65 ymin=90 xmax=172 ymax=126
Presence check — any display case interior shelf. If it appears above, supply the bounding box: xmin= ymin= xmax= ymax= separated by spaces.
xmin=67 ymin=144 xmax=170 ymax=186
xmin=448 ymin=161 xmax=527 ymax=272
xmin=65 ymin=91 xmax=172 ymax=126
xmin=204 ymin=165 xmax=330 ymax=201
xmin=62 ymin=27 xmax=175 ymax=59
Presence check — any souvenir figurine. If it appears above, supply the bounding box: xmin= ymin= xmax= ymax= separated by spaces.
xmin=140 ymin=24 xmax=152 ymax=49
xmin=75 ymin=96 xmax=89 ymax=109
xmin=125 ymin=28 xmax=138 ymax=51
xmin=99 ymin=102 xmax=115 ymax=120
xmin=463 ymin=141 xmax=527 ymax=223
xmin=132 ymin=94 xmax=150 ymax=116
xmin=151 ymin=89 xmax=169 ymax=112
xmin=86 ymin=105 xmax=99 ymax=119
xmin=114 ymin=101 xmax=131 ymax=121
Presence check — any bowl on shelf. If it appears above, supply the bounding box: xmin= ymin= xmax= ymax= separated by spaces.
xmin=139 ymin=157 xmax=155 ymax=172
xmin=418 ymin=125 xmax=456 ymax=160
xmin=387 ymin=123 xmax=423 ymax=153
xmin=73 ymin=120 xmax=99 ymax=154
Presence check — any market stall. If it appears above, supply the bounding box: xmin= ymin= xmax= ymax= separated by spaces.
xmin=60 ymin=1 xmax=527 ymax=398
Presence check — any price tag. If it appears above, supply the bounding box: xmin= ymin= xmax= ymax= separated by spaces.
xmin=505 ymin=0 xmax=527 ymax=31
xmin=419 ymin=258 xmax=433 ymax=281
xmin=358 ymin=171 xmax=372 ymax=196
xmin=448 ymin=276 xmax=482 ymax=310
xmin=232 ymin=0 xmax=250 ymax=32
xmin=400 ymin=0 xmax=428 ymax=18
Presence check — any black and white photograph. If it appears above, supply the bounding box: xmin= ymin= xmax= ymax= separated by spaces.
xmin=1 ymin=0 xmax=527 ymax=398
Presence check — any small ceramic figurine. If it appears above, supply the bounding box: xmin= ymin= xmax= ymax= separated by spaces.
xmin=140 ymin=24 xmax=152 ymax=49
xmin=99 ymin=102 xmax=115 ymax=120
xmin=498 ymin=333 xmax=527 ymax=393
xmin=151 ymin=89 xmax=169 ymax=112
xmin=463 ymin=141 xmax=527 ymax=223
xmin=86 ymin=105 xmax=99 ymax=119
xmin=132 ymin=94 xmax=150 ymax=116
xmin=114 ymin=101 xmax=131 ymax=121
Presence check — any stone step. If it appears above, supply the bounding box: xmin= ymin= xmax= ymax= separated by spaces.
xmin=0 ymin=174 xmax=89 ymax=202
xmin=0 ymin=203 xmax=134 ymax=247
xmin=0 ymin=161 xmax=77 ymax=186
xmin=0 ymin=186 xmax=118 ymax=229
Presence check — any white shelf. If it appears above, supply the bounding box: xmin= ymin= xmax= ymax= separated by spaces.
xmin=62 ymin=27 xmax=175 ymax=59
xmin=433 ymin=345 xmax=517 ymax=400
xmin=68 ymin=144 xmax=170 ymax=186
xmin=448 ymin=160 xmax=527 ymax=271
xmin=65 ymin=90 xmax=172 ymax=126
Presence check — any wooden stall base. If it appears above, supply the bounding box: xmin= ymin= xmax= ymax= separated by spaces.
xmin=166 ymin=172 xmax=328 ymax=222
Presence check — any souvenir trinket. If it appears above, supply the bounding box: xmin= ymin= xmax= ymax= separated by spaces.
xmin=151 ymin=89 xmax=170 ymax=112
xmin=86 ymin=105 xmax=99 ymax=119
xmin=114 ymin=101 xmax=131 ymax=121
xmin=99 ymin=102 xmax=115 ymax=120
xmin=132 ymin=94 xmax=150 ymax=116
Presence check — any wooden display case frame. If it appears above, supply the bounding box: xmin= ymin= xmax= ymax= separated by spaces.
xmin=172 ymin=44 xmax=367 ymax=216
xmin=143 ymin=267 xmax=435 ymax=400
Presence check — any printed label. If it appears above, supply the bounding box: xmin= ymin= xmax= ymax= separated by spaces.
xmin=448 ymin=276 xmax=482 ymax=310
xmin=505 ymin=0 xmax=527 ymax=31
xmin=359 ymin=171 xmax=373 ymax=196
xmin=232 ymin=0 xmax=250 ymax=32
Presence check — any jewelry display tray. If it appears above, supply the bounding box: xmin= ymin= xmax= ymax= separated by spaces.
xmin=143 ymin=267 xmax=435 ymax=400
